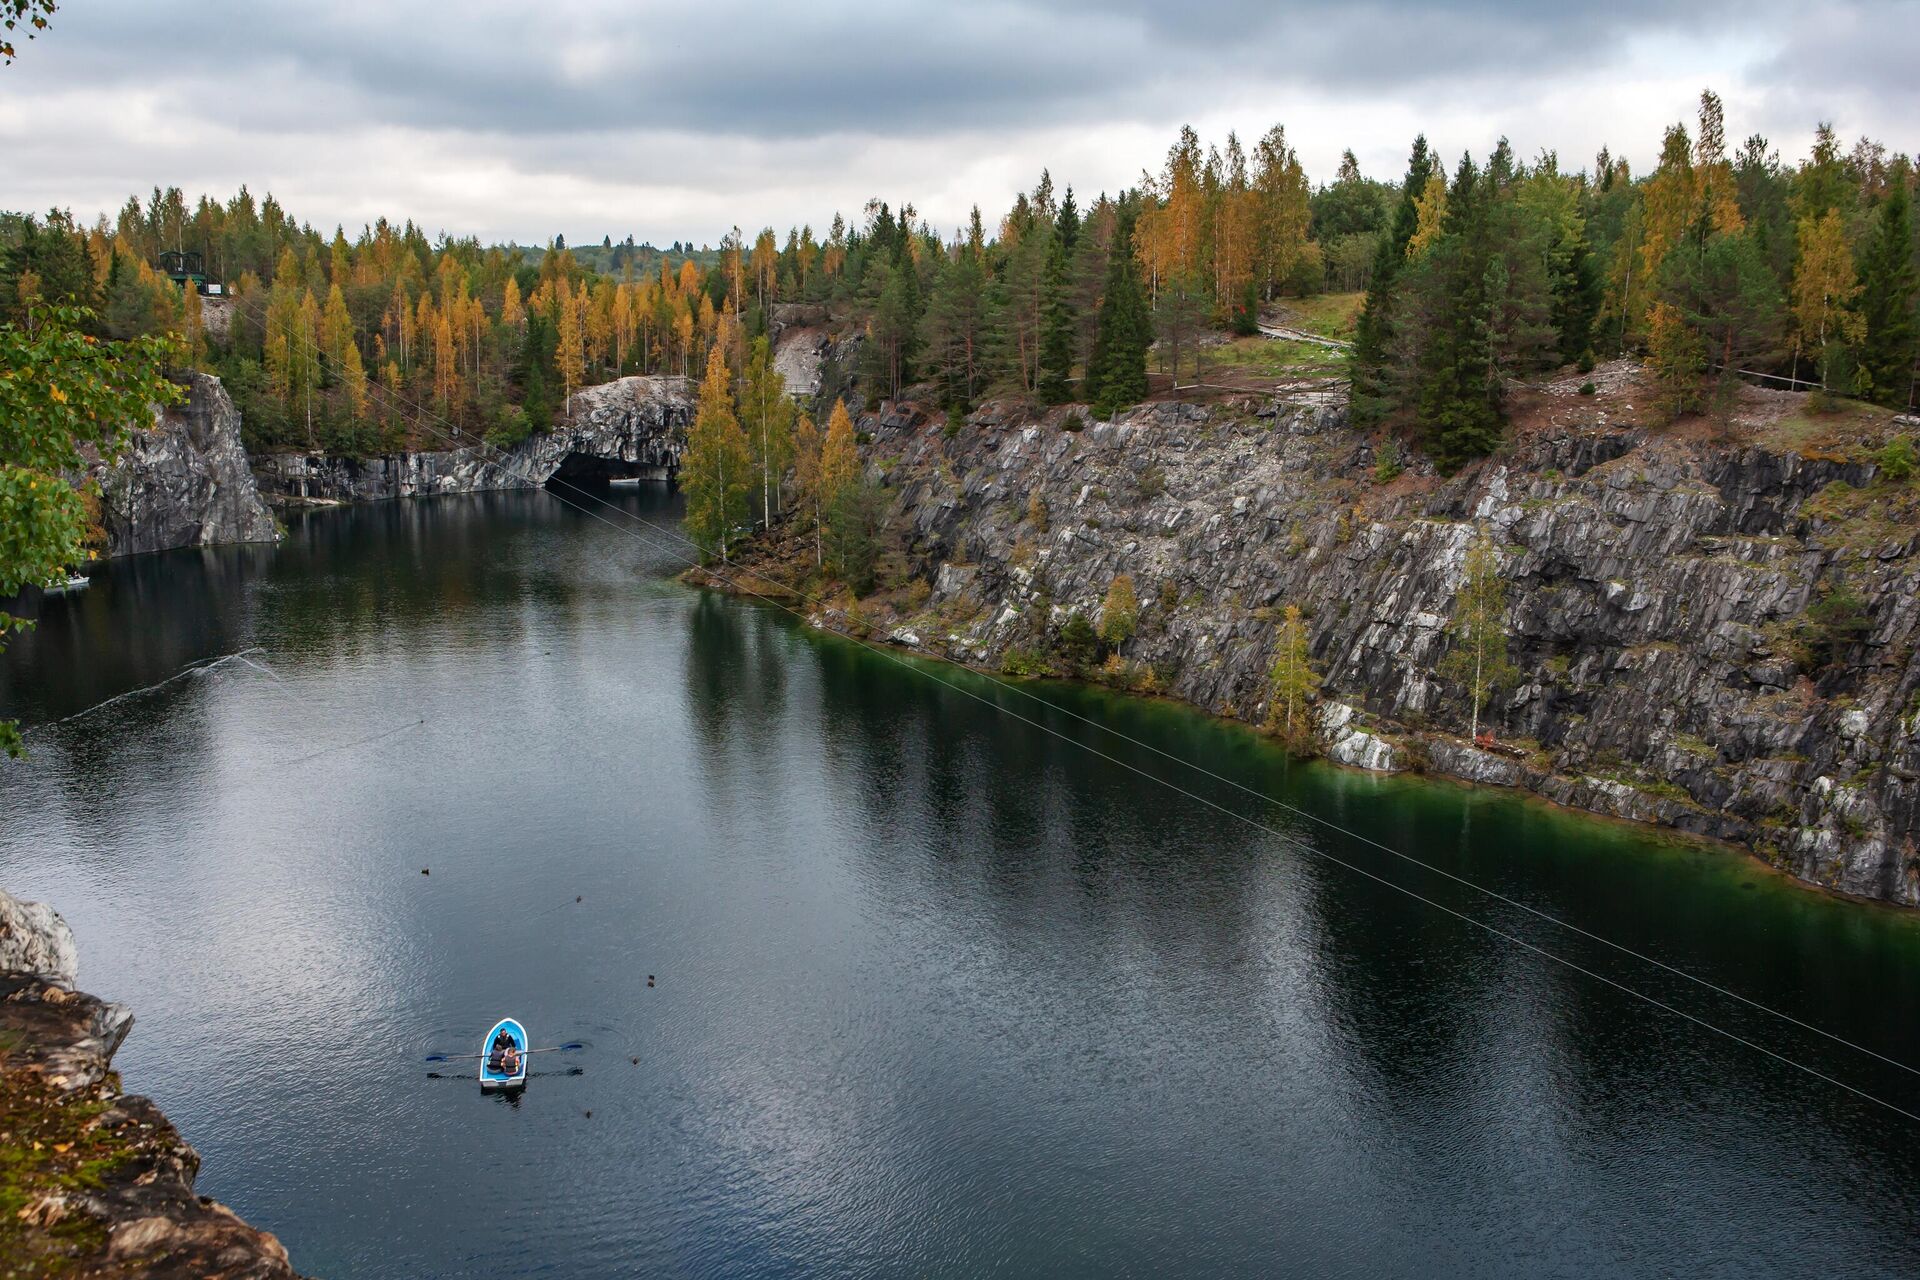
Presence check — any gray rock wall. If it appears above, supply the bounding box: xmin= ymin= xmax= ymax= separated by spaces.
xmin=254 ymin=374 xmax=694 ymax=503
xmin=93 ymin=373 xmax=280 ymax=557
xmin=856 ymin=394 xmax=1920 ymax=905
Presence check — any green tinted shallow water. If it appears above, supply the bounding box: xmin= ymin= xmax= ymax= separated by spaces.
xmin=3 ymin=487 xmax=1920 ymax=1278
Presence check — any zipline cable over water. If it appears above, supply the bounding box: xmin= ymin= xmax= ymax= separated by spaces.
xmin=213 ymin=295 xmax=1920 ymax=1120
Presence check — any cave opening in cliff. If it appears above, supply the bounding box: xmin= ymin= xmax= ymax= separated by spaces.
xmin=545 ymin=451 xmax=671 ymax=490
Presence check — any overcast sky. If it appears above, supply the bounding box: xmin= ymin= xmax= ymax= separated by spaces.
xmin=3 ymin=0 xmax=1916 ymax=247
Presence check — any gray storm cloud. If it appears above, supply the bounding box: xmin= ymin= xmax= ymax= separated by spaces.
xmin=1 ymin=0 xmax=1912 ymax=243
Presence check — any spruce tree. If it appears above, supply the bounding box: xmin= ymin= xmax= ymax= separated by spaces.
xmin=1413 ymin=155 xmax=1504 ymax=470
xmin=1550 ymin=221 xmax=1600 ymax=362
xmin=1858 ymin=173 xmax=1918 ymax=409
xmin=1084 ymin=211 xmax=1150 ymax=416
xmin=1037 ymin=231 xmax=1075 ymax=403
xmin=1349 ymin=136 xmax=1433 ymax=424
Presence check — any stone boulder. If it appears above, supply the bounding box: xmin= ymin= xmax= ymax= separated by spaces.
xmin=0 ymin=886 xmax=79 ymax=986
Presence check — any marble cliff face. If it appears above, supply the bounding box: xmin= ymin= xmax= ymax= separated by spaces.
xmin=834 ymin=391 xmax=1918 ymax=904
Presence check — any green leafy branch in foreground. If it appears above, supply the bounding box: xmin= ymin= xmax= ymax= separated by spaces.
xmin=0 ymin=304 xmax=180 ymax=756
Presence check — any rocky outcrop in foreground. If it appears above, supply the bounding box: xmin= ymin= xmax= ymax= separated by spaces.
xmin=0 ymin=888 xmax=305 ymax=1278
xmin=254 ymin=375 xmax=694 ymax=503
xmin=740 ymin=380 xmax=1920 ymax=905
xmin=93 ymin=373 xmax=281 ymax=557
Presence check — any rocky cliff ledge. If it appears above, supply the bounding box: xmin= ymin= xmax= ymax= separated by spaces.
xmin=253 ymin=375 xmax=694 ymax=503
xmin=92 ymin=373 xmax=281 ymax=557
xmin=0 ymin=888 xmax=305 ymax=1278
xmin=720 ymin=369 xmax=1920 ymax=905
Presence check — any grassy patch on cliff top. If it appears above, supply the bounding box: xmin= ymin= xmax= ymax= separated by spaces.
xmin=0 ymin=1069 xmax=131 ymax=1273
xmin=1741 ymin=388 xmax=1910 ymax=460
xmin=1208 ymin=336 xmax=1346 ymax=380
xmin=1268 ymin=291 xmax=1366 ymax=339
xmin=1802 ymin=475 xmax=1920 ymax=555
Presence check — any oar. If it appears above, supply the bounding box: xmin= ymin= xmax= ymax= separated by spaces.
xmin=423 ymin=1042 xmax=584 ymax=1063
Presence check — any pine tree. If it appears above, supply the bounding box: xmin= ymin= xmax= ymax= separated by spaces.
xmin=1549 ymin=219 xmax=1600 ymax=363
xmin=1412 ymin=154 xmax=1505 ymax=470
xmin=1857 ymin=173 xmax=1917 ymax=409
xmin=919 ymin=244 xmax=994 ymax=409
xmin=1265 ymin=604 xmax=1321 ymax=750
xmin=1438 ymin=528 xmax=1517 ymax=743
xmin=516 ymin=313 xmax=558 ymax=428
xmin=1658 ymin=230 xmax=1785 ymax=422
xmin=863 ymin=261 xmax=920 ymax=400
xmin=681 ymin=345 xmax=753 ymax=563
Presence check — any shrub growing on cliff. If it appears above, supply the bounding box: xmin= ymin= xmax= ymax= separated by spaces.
xmin=1805 ymin=581 xmax=1873 ymax=668
xmin=1875 ymin=436 xmax=1915 ymax=484
xmin=1372 ymin=437 xmax=1402 ymax=484
xmin=1057 ymin=611 xmax=1100 ymax=674
xmin=1100 ymin=575 xmax=1138 ymax=648
xmin=484 ymin=404 xmax=533 ymax=449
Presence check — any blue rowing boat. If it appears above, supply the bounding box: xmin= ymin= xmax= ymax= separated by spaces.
xmin=479 ymin=1017 xmax=528 ymax=1093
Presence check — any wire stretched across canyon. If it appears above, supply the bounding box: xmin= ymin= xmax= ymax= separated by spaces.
xmin=222 ymin=294 xmax=1920 ymax=1119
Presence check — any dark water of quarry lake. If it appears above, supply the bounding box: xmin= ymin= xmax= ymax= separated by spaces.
xmin=4 ymin=486 xmax=1920 ymax=1278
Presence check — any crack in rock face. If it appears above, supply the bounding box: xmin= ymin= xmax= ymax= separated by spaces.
xmin=827 ymin=392 xmax=1919 ymax=905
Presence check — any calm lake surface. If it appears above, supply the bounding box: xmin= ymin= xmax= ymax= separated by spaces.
xmin=4 ymin=487 xmax=1920 ymax=1278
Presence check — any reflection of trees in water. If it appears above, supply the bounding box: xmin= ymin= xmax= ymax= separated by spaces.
xmin=265 ymin=495 xmax=547 ymax=663
xmin=682 ymin=592 xmax=752 ymax=755
xmin=0 ymin=542 xmax=272 ymax=724
xmin=680 ymin=591 xmax=791 ymax=801
xmin=800 ymin=636 xmax=1292 ymax=971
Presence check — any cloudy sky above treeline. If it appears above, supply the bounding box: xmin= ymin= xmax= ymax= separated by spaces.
xmin=5 ymin=0 xmax=1916 ymax=247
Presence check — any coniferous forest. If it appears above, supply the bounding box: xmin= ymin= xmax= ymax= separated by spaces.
xmin=2 ymin=90 xmax=1916 ymax=475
